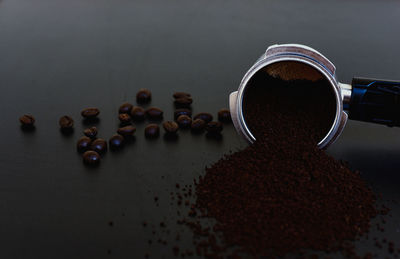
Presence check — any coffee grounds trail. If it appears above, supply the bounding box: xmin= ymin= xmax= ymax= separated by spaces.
xmin=186 ymin=72 xmax=379 ymax=258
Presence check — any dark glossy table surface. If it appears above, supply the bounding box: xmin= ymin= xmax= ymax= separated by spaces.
xmin=1 ymin=0 xmax=400 ymax=258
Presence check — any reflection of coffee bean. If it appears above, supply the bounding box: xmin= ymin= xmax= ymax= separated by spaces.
xmin=84 ymin=127 xmax=98 ymax=139
xmin=218 ymin=109 xmax=231 ymax=123
xmin=117 ymin=125 xmax=136 ymax=136
xmin=59 ymin=116 xmax=74 ymax=129
xmin=19 ymin=115 xmax=35 ymax=127
xmin=163 ymin=121 xmax=179 ymax=134
xmin=194 ymin=113 xmax=213 ymax=123
xmin=109 ymin=134 xmax=125 ymax=149
xmin=146 ymin=107 xmax=163 ymax=120
xmin=91 ymin=139 xmax=107 ymax=154
xmin=119 ymin=103 xmax=133 ymax=114
xmin=206 ymin=121 xmax=223 ymax=133
xmin=83 ymin=151 xmax=100 ymax=165
xmin=81 ymin=108 xmax=100 ymax=118
xmin=77 ymin=136 xmax=92 ymax=153
xmin=177 ymin=115 xmax=192 ymax=129
xmin=131 ymin=106 xmax=146 ymax=121
xmin=191 ymin=119 xmax=206 ymax=133
xmin=145 ymin=124 xmax=160 ymax=138
xmin=136 ymin=89 xmax=152 ymax=104
xmin=173 ymin=92 xmax=191 ymax=99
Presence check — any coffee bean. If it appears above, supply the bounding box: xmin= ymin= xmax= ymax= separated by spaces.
xmin=117 ymin=125 xmax=136 ymax=136
xmin=109 ymin=134 xmax=125 ymax=149
xmin=83 ymin=127 xmax=98 ymax=139
xmin=83 ymin=150 xmax=100 ymax=165
xmin=59 ymin=115 xmax=74 ymax=129
xmin=174 ymin=109 xmax=192 ymax=120
xmin=119 ymin=103 xmax=133 ymax=114
xmin=81 ymin=107 xmax=100 ymax=118
xmin=163 ymin=121 xmax=179 ymax=134
xmin=173 ymin=92 xmax=191 ymax=99
xmin=145 ymin=124 xmax=160 ymax=138
xmin=136 ymin=88 xmax=152 ymax=104
xmin=19 ymin=114 xmax=35 ymax=127
xmin=194 ymin=113 xmax=213 ymax=123
xmin=118 ymin=113 xmax=131 ymax=124
xmin=206 ymin=121 xmax=223 ymax=133
xmin=191 ymin=119 xmax=206 ymax=133
xmin=77 ymin=136 xmax=92 ymax=153
xmin=177 ymin=115 xmax=192 ymax=128
xmin=91 ymin=138 xmax=107 ymax=154
xmin=174 ymin=97 xmax=193 ymax=108
xmin=218 ymin=109 xmax=231 ymax=123
xmin=146 ymin=107 xmax=163 ymax=120
xmin=131 ymin=106 xmax=146 ymax=121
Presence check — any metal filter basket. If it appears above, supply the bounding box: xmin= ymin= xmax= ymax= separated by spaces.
xmin=229 ymin=44 xmax=400 ymax=148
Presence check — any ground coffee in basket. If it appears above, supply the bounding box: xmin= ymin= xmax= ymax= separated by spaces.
xmin=184 ymin=72 xmax=379 ymax=257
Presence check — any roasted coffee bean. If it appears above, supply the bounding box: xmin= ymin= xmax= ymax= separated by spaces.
xmin=173 ymin=92 xmax=191 ymax=99
xmin=136 ymin=88 xmax=152 ymax=104
xmin=91 ymin=138 xmax=107 ymax=154
xmin=177 ymin=115 xmax=192 ymax=128
xmin=119 ymin=102 xmax=133 ymax=114
xmin=59 ymin=115 xmax=74 ymax=129
xmin=146 ymin=107 xmax=163 ymax=120
xmin=194 ymin=112 xmax=213 ymax=123
xmin=131 ymin=106 xmax=146 ymax=121
xmin=163 ymin=121 xmax=179 ymax=134
xmin=117 ymin=125 xmax=136 ymax=136
xmin=206 ymin=121 xmax=223 ymax=133
xmin=81 ymin=107 xmax=100 ymax=118
xmin=83 ymin=127 xmax=98 ymax=139
xmin=83 ymin=150 xmax=100 ymax=165
xmin=174 ymin=97 xmax=193 ymax=108
xmin=77 ymin=136 xmax=92 ymax=153
xmin=191 ymin=119 xmax=206 ymax=133
xmin=109 ymin=134 xmax=125 ymax=149
xmin=174 ymin=109 xmax=192 ymax=120
xmin=19 ymin=114 xmax=35 ymax=127
xmin=218 ymin=109 xmax=231 ymax=123
xmin=144 ymin=124 xmax=160 ymax=138
xmin=118 ymin=113 xmax=131 ymax=124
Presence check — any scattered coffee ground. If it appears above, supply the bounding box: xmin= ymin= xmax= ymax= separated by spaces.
xmin=163 ymin=121 xmax=179 ymax=134
xmin=131 ymin=106 xmax=146 ymax=121
xmin=193 ymin=113 xmax=213 ymax=123
xmin=145 ymin=124 xmax=160 ymax=138
xmin=59 ymin=115 xmax=74 ymax=130
xmin=146 ymin=107 xmax=163 ymax=120
xmin=19 ymin=114 xmax=35 ymax=127
xmin=137 ymin=88 xmax=152 ymax=104
xmin=81 ymin=107 xmax=100 ymax=119
xmin=84 ymin=127 xmax=98 ymax=139
xmin=119 ymin=102 xmax=133 ymax=114
xmin=217 ymin=108 xmax=231 ymax=123
xmin=91 ymin=138 xmax=108 ymax=154
xmin=176 ymin=115 xmax=192 ymax=129
xmin=77 ymin=136 xmax=92 ymax=153
xmin=82 ymin=150 xmax=100 ymax=165
xmin=181 ymin=72 xmax=379 ymax=258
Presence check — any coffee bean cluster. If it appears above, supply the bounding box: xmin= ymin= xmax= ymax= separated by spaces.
xmin=19 ymin=88 xmax=231 ymax=166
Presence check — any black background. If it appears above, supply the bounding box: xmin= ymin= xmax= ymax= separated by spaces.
xmin=1 ymin=0 xmax=400 ymax=258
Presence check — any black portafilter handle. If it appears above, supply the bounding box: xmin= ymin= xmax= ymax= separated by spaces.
xmin=349 ymin=77 xmax=400 ymax=127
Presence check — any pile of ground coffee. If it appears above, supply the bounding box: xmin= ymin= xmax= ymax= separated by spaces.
xmin=186 ymin=72 xmax=379 ymax=257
